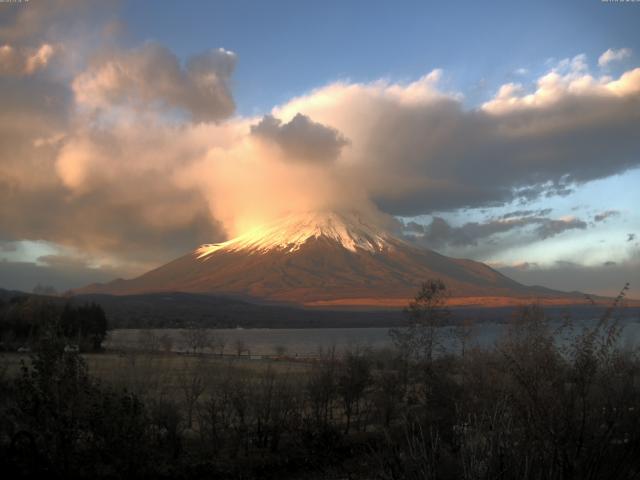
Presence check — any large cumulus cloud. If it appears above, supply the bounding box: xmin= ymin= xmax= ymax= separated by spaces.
xmin=274 ymin=60 xmax=640 ymax=216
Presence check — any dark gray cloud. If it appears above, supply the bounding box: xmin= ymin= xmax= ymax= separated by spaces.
xmin=500 ymin=208 xmax=552 ymax=219
xmin=0 ymin=241 xmax=18 ymax=253
xmin=512 ymin=261 xmax=539 ymax=270
xmin=594 ymin=210 xmax=620 ymax=222
xmin=498 ymin=251 xmax=640 ymax=298
xmin=629 ymin=233 xmax=637 ymax=242
xmin=411 ymin=217 xmax=461 ymax=247
xmin=555 ymin=260 xmax=579 ymax=268
xmin=536 ymin=218 xmax=587 ymax=239
xmin=403 ymin=221 xmax=425 ymax=233
xmin=251 ymin=113 xmax=349 ymax=162
xmin=0 ymin=257 xmax=126 ymax=294
xmin=404 ymin=214 xmax=588 ymax=248
xmin=366 ymin=92 xmax=640 ymax=215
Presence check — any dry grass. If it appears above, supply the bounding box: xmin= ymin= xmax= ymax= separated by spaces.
xmin=1 ymin=351 xmax=311 ymax=398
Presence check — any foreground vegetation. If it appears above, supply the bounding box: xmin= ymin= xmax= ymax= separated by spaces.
xmin=0 ymin=282 xmax=639 ymax=479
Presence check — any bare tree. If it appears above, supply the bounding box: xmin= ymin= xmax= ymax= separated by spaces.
xmin=234 ymin=339 xmax=247 ymax=357
xmin=390 ymin=279 xmax=450 ymax=363
xmin=338 ymin=347 xmax=372 ymax=434
xmin=137 ymin=329 xmax=159 ymax=353
xmin=211 ymin=333 xmax=227 ymax=356
xmin=306 ymin=347 xmax=338 ymax=431
xmin=181 ymin=326 xmax=212 ymax=354
xmin=159 ymin=333 xmax=173 ymax=353
xmin=451 ymin=318 xmax=475 ymax=358
xmin=372 ymin=369 xmax=404 ymax=428
xmin=179 ymin=359 xmax=207 ymax=429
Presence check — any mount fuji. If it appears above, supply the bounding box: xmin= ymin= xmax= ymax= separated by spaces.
xmin=76 ymin=211 xmax=584 ymax=307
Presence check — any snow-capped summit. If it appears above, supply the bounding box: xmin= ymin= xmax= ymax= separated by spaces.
xmin=196 ymin=210 xmax=398 ymax=258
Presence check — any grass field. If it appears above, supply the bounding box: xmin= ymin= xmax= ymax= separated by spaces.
xmin=1 ymin=351 xmax=312 ymax=401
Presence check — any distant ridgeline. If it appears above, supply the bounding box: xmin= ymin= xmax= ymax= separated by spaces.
xmin=0 ymin=291 xmax=108 ymax=352
xmin=71 ymin=291 xmax=638 ymax=329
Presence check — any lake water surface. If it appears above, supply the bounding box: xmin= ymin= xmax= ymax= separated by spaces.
xmin=106 ymin=317 xmax=640 ymax=356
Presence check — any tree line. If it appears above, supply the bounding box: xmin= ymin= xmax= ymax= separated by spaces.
xmin=0 ymin=295 xmax=108 ymax=352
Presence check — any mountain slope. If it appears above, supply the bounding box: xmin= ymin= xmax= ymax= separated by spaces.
xmin=77 ymin=211 xmax=582 ymax=306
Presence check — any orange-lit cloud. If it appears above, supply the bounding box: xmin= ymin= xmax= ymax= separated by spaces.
xmin=0 ymin=43 xmax=55 ymax=76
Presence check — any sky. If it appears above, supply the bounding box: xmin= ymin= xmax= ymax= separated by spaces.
xmin=0 ymin=0 xmax=639 ymax=298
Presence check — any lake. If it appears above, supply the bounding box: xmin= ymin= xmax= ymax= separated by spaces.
xmin=106 ymin=317 xmax=640 ymax=356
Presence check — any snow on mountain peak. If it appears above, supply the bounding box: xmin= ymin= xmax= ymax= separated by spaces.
xmin=195 ymin=211 xmax=398 ymax=259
